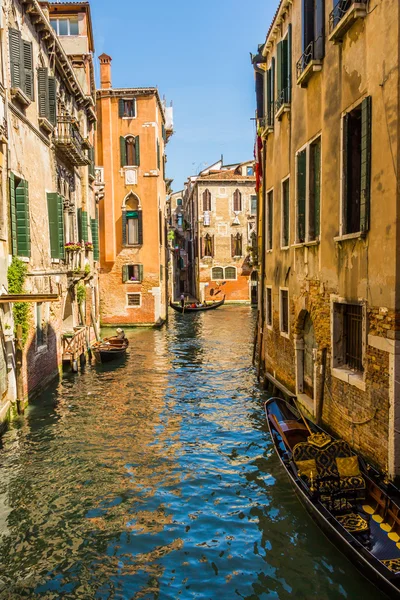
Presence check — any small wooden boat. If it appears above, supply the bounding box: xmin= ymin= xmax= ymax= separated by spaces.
xmin=169 ymin=296 xmax=225 ymax=313
xmin=91 ymin=335 xmax=129 ymax=363
xmin=265 ymin=397 xmax=400 ymax=598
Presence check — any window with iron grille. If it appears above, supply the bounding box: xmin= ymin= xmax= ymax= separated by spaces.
xmin=211 ymin=267 xmax=223 ymax=280
xmin=225 ymin=266 xmax=236 ymax=280
xmin=333 ymin=303 xmax=364 ymax=372
xmin=127 ymin=293 xmax=141 ymax=307
xmin=280 ymin=289 xmax=289 ymax=334
xmin=250 ymin=195 xmax=257 ymax=216
xmin=266 ymin=287 xmax=272 ymax=327
xmin=231 ymin=233 xmax=242 ymax=257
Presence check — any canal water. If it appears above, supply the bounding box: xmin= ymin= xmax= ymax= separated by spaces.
xmin=0 ymin=306 xmax=386 ymax=599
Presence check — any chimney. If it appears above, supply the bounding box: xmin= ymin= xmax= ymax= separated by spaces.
xmin=99 ymin=54 xmax=112 ymax=89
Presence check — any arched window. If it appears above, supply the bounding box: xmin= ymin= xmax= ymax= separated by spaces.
xmin=203 ymin=189 xmax=211 ymax=212
xmin=233 ymin=189 xmax=242 ymax=212
xmin=122 ymin=194 xmax=143 ymax=246
xmin=120 ymin=135 xmax=140 ymax=167
xmin=202 ymin=233 xmax=213 ymax=257
xmin=225 ymin=266 xmax=236 ymax=280
xmin=211 ymin=266 xmax=224 ymax=280
xmin=231 ymin=232 xmax=242 ymax=257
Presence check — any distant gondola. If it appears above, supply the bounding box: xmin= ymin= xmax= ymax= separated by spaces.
xmin=169 ymin=296 xmax=225 ymax=313
xmin=265 ymin=397 xmax=400 ymax=599
xmin=92 ymin=334 xmax=129 ymax=363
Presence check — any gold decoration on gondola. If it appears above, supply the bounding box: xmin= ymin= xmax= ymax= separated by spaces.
xmin=382 ymin=558 xmax=400 ymax=574
xmin=307 ymin=432 xmax=332 ymax=448
xmin=388 ymin=532 xmax=400 ymax=542
xmin=336 ymin=513 xmax=369 ymax=533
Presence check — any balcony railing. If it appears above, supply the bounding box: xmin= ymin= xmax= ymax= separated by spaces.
xmin=54 ymin=116 xmax=90 ymax=167
xmin=296 ymin=39 xmax=324 ymax=86
xmin=329 ymin=0 xmax=368 ymax=35
xmin=275 ymin=88 xmax=291 ymax=117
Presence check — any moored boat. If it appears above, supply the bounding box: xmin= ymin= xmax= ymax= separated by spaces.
xmin=91 ymin=334 xmax=129 ymax=363
xmin=265 ymin=397 xmax=400 ymax=599
xmin=170 ymin=296 xmax=225 ymax=313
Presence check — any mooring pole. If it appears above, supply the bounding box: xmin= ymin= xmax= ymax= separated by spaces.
xmin=15 ymin=325 xmax=24 ymax=415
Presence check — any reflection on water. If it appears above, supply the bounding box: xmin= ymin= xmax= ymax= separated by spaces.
xmin=0 ymin=307 xmax=385 ymax=599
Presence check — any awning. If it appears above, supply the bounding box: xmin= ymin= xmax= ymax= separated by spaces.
xmin=0 ymin=294 xmax=59 ymax=303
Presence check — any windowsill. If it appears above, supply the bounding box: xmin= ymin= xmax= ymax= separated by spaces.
xmin=334 ymin=231 xmax=366 ymax=243
xmin=292 ymin=239 xmax=320 ymax=248
xmin=266 ymin=324 xmax=273 ymax=331
xmin=275 ymin=103 xmax=291 ymax=121
xmin=332 ymin=366 xmax=366 ymax=391
xmin=124 ymin=244 xmax=142 ymax=248
xmin=38 ymin=117 xmax=54 ymax=134
xmin=125 ymin=305 xmax=141 ymax=309
xmin=122 ymin=116 xmax=137 ymax=120
xmin=266 ymin=248 xmax=273 ymax=253
xmin=17 ymin=256 xmax=30 ymax=263
xmin=280 ymin=331 xmax=290 ymax=339
xmin=123 ymin=165 xmax=139 ymax=170
xmin=261 ymin=125 xmax=274 ymax=139
xmin=297 ymin=60 xmax=323 ymax=88
xmin=280 ymin=245 xmax=290 ymax=251
xmin=328 ymin=3 xmax=368 ymax=44
xmin=11 ymin=87 xmax=30 ymax=107
xmin=126 ymin=280 xmax=142 ymax=284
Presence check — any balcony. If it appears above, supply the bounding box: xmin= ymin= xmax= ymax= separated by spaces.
xmin=54 ymin=116 xmax=90 ymax=166
xmin=297 ymin=41 xmax=323 ymax=88
xmin=275 ymin=88 xmax=291 ymax=121
xmin=329 ymin=0 xmax=368 ymax=43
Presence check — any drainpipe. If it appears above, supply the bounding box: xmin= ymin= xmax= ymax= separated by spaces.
xmin=257 ymin=137 xmax=267 ymax=380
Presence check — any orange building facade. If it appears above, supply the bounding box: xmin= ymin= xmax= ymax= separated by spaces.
xmin=96 ymin=55 xmax=173 ymax=326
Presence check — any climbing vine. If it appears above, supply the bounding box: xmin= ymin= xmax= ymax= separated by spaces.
xmin=77 ymin=284 xmax=86 ymax=306
xmin=7 ymin=257 xmax=29 ymax=345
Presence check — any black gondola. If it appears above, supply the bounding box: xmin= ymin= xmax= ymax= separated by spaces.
xmin=265 ymin=397 xmax=400 ymax=599
xmin=91 ymin=335 xmax=129 ymax=363
xmin=169 ymin=296 xmax=225 ymax=313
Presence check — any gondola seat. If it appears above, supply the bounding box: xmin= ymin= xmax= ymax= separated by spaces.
xmin=293 ymin=437 xmax=366 ymax=500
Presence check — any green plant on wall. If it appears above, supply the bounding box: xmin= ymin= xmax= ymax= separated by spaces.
xmin=7 ymin=257 xmax=29 ymax=344
xmin=77 ymin=284 xmax=86 ymax=306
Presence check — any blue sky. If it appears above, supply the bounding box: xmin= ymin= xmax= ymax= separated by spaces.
xmin=91 ymin=0 xmax=280 ymax=191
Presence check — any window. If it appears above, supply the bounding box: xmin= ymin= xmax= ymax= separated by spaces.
xmin=50 ymin=18 xmax=79 ymax=36
xmin=119 ymin=98 xmax=136 ymax=118
xmin=250 ymin=195 xmax=257 ymax=216
xmin=120 ymin=135 xmax=140 ymax=167
xmin=280 ymin=289 xmax=289 ymax=334
xmin=202 ymin=234 xmax=213 ymax=258
xmin=203 ymin=189 xmax=211 ymax=212
xmin=91 ymin=217 xmax=99 ymax=261
xmin=247 ymin=166 xmax=254 ymax=176
xmin=38 ymin=68 xmax=57 ymax=125
xmin=329 ymin=0 xmax=367 ymax=35
xmin=225 ymin=266 xmax=237 ymax=280
xmin=265 ymin=58 xmax=275 ymax=127
xmin=297 ymin=0 xmax=325 ymax=77
xmin=276 ymin=26 xmax=292 ymax=111
xmin=212 ymin=267 xmax=223 ymax=280
xmin=342 ymin=97 xmax=371 ymax=234
xmin=267 ymin=190 xmax=273 ymax=250
xmin=281 ymin=178 xmax=290 ymax=248
xmin=157 ymin=139 xmax=161 ymax=170
xmin=10 ymin=174 xmax=30 ymax=258
xmin=231 ymin=233 xmax=242 ymax=257
xmin=333 ymin=303 xmax=364 ymax=373
xmin=47 ymin=192 xmax=65 ymax=259
xmin=296 ymin=136 xmax=321 ymax=243
xmin=266 ymin=287 xmax=272 ymax=327
xmin=123 ymin=264 xmax=143 ymax=283
xmin=176 ymin=214 xmax=183 ymax=228
xmin=233 ymin=189 xmax=242 ymax=212
xmin=177 ymin=198 xmax=183 ymax=206
xmin=9 ymin=29 xmax=34 ymax=100
xmin=123 ymin=210 xmax=143 ymax=246
xmin=127 ymin=293 xmax=141 ymax=307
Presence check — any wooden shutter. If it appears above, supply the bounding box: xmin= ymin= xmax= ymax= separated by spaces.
xmin=162 ymin=124 xmax=166 ymax=142
xmin=277 ymin=41 xmax=283 ymax=102
xmin=271 ymin=57 xmax=275 ymax=112
xmin=22 ymin=40 xmax=33 ymax=100
xmin=48 ymin=77 xmax=57 ymax=125
xmin=78 ymin=209 xmax=89 ymax=242
xmin=297 ymin=150 xmax=307 ymax=242
xmin=255 ymin=71 xmax=264 ymax=119
xmin=120 ymin=136 xmax=127 ymax=167
xmin=139 ymin=264 xmax=144 ymax=282
xmin=239 ymin=233 xmax=242 ymax=256
xmin=91 ymin=218 xmax=99 ymax=260
xmin=211 ymin=235 xmax=215 ymax=258
xmin=38 ymin=67 xmax=49 ymax=118
xmin=360 ymin=96 xmax=372 ymax=233
xmin=287 ymin=24 xmax=292 ymax=103
xmin=122 ymin=265 xmax=128 ymax=282
xmin=266 ymin=68 xmax=272 ymax=126
xmin=315 ymin=0 xmax=325 ymax=60
xmin=47 ymin=192 xmax=60 ymax=258
xmin=119 ymin=98 xmax=125 ymax=118
xmin=9 ymin=29 xmax=21 ymax=89
xmin=302 ymin=0 xmax=314 ymax=52
xmin=15 ymin=179 xmax=30 ymax=257
xmin=231 ymin=234 xmax=235 ymax=257
xmin=137 ymin=210 xmax=143 ymax=244
xmin=342 ymin=113 xmax=349 ymax=233
xmin=311 ymin=139 xmax=321 ymax=239
xmin=57 ymin=193 xmax=65 ymax=259
xmin=135 ymin=135 xmax=140 ymax=166
xmin=157 ymin=139 xmax=160 ymax=169
xmin=9 ymin=174 xmax=17 ymax=256
xmin=122 ymin=210 xmax=127 ymax=246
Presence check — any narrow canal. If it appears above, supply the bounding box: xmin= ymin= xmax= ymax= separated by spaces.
xmin=0 ymin=307 xmax=386 ymax=599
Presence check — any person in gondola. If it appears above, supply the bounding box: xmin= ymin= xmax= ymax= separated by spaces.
xmin=116 ymin=328 xmax=126 ymax=339
xmin=180 ymin=293 xmax=185 ymax=308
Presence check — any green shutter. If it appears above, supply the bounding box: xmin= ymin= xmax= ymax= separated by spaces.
xmin=91 ymin=218 xmax=99 ymax=260
xmin=120 ymin=136 xmax=127 ymax=167
xmin=9 ymin=174 xmax=17 ymax=256
xmin=360 ymin=96 xmax=372 ymax=233
xmin=38 ymin=67 xmax=49 ymax=118
xmin=22 ymin=40 xmax=33 ymax=100
xmin=9 ymin=29 xmax=21 ymax=89
xmin=157 ymin=139 xmax=160 ymax=170
xmin=287 ymin=24 xmax=292 ymax=103
xmin=312 ymin=140 xmax=321 ymax=238
xmin=139 ymin=264 xmax=143 ymax=282
xmin=271 ymin=57 xmax=275 ymax=110
xmin=135 ymin=135 xmax=140 ymax=166
xmin=47 ymin=192 xmax=60 ymax=258
xmin=122 ymin=210 xmax=127 ymax=246
xmin=119 ymin=98 xmax=125 ymax=118
xmin=137 ymin=210 xmax=143 ymax=245
xmin=266 ymin=68 xmax=272 ymax=126
xmin=162 ymin=124 xmax=166 ymax=142
xmin=122 ymin=265 xmax=128 ymax=282
xmin=57 ymin=193 xmax=65 ymax=259
xmin=77 ymin=208 xmax=82 ymax=241
xmin=297 ymin=150 xmax=306 ymax=243
xmin=277 ymin=41 xmax=283 ymax=102
xmin=15 ymin=179 xmax=30 ymax=257
xmin=82 ymin=210 xmax=88 ymax=242
xmin=48 ymin=76 xmax=57 ymax=125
